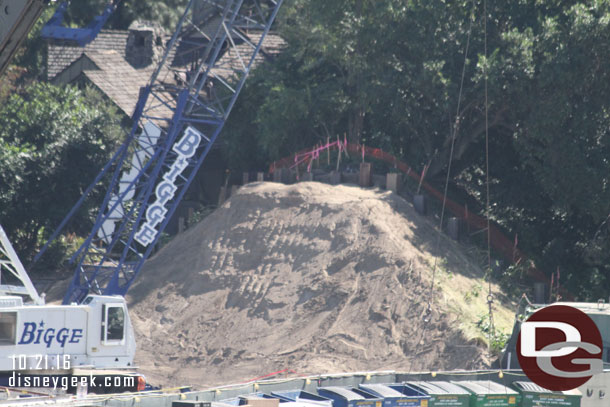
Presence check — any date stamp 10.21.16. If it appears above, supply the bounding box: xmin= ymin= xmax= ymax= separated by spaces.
xmin=9 ymin=354 xmax=71 ymax=371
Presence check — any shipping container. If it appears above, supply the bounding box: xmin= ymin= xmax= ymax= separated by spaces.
xmin=452 ymin=380 xmax=520 ymax=407
xmin=512 ymin=381 xmax=581 ymax=407
xmin=405 ymin=381 xmax=470 ymax=407
xmin=359 ymin=383 xmax=430 ymax=407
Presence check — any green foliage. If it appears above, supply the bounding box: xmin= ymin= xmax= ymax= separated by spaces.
xmin=226 ymin=0 xmax=490 ymax=169
xmin=2 ymin=0 xmax=609 ymax=300
xmin=33 ymin=232 xmax=86 ymax=275
xmin=464 ymin=283 xmax=482 ymax=303
xmin=225 ymin=0 xmax=610 ymax=300
xmin=476 ymin=313 xmax=509 ymax=354
xmin=64 ymin=0 xmax=188 ymax=30
xmin=0 ymin=66 xmax=27 ymax=102
xmin=12 ymin=7 xmax=57 ymax=80
xmin=187 ymin=205 xmax=216 ymax=228
xmin=224 ymin=0 xmax=394 ymax=170
xmin=486 ymin=1 xmax=610 ymax=300
xmin=0 ymin=83 xmax=123 ymax=269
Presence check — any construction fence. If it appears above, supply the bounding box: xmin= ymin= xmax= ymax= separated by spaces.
xmin=267 ymin=141 xmax=552 ymax=290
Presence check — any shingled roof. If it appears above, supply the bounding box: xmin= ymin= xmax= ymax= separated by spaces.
xmin=49 ymin=28 xmax=284 ymax=120
xmin=210 ymin=32 xmax=284 ymax=83
xmin=81 ymin=50 xmax=153 ymax=117
xmin=47 ymin=30 xmax=130 ymax=80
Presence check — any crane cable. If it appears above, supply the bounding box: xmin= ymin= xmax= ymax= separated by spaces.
xmin=483 ymin=0 xmax=500 ymax=375
xmin=407 ymin=0 xmax=477 ymax=374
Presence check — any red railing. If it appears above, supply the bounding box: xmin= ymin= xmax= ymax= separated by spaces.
xmin=270 ymin=142 xmax=558 ymax=291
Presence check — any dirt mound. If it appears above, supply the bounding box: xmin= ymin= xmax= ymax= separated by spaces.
xmin=127 ymin=182 xmax=514 ymax=388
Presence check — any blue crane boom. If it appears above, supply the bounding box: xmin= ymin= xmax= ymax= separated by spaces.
xmin=40 ymin=0 xmax=284 ymax=304
xmin=40 ymin=0 xmax=122 ymax=46
xmin=1 ymin=0 xmax=124 ymax=76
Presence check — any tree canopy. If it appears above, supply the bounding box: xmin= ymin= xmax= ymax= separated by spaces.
xmin=65 ymin=0 xmax=188 ymax=31
xmin=0 ymin=83 xmax=123 ymax=264
xmin=224 ymin=0 xmax=610 ymax=300
xmin=1 ymin=0 xmax=609 ymax=298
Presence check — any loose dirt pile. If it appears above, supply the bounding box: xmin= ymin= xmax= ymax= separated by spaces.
xmin=127 ymin=182 xmax=515 ymax=388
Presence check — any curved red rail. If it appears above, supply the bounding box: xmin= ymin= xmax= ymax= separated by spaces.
xmin=270 ymin=142 xmax=562 ymax=296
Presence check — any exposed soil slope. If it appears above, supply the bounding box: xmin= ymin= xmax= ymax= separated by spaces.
xmin=127 ymin=182 xmax=514 ymax=387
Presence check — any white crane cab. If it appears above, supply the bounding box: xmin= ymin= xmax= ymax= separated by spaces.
xmin=1 ymin=226 xmax=136 ymax=374
xmin=0 ymin=295 xmax=136 ymax=372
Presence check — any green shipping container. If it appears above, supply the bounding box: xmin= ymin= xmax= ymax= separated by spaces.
xmin=452 ymin=380 xmax=520 ymax=407
xmin=406 ymin=381 xmax=470 ymax=407
xmin=512 ymin=381 xmax=581 ymax=407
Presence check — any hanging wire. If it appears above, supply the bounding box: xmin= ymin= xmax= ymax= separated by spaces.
xmin=407 ymin=0 xmax=477 ymax=374
xmin=482 ymin=0 xmax=500 ymax=377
